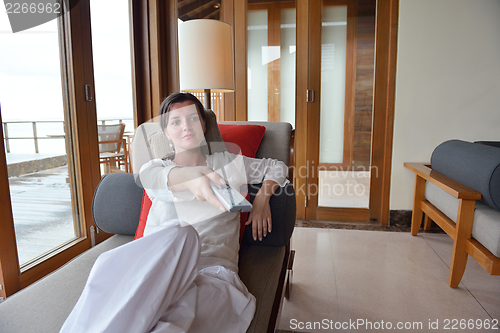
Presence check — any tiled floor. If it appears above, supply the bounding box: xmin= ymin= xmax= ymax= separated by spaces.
xmin=319 ymin=171 xmax=370 ymax=208
xmin=277 ymin=227 xmax=500 ymax=332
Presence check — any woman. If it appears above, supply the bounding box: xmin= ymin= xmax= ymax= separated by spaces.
xmin=60 ymin=93 xmax=288 ymax=333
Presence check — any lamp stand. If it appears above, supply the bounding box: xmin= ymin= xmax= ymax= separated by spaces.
xmin=203 ymin=89 xmax=211 ymax=110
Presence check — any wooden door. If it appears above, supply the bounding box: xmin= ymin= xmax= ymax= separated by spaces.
xmin=294 ymin=0 xmax=398 ymax=224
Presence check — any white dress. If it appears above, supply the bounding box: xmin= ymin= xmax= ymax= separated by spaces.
xmin=60 ymin=152 xmax=288 ymax=333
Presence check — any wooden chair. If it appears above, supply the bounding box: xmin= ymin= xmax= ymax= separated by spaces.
xmin=98 ymin=123 xmax=129 ymax=174
xmin=405 ymin=162 xmax=500 ymax=287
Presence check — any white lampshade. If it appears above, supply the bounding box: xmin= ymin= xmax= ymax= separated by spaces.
xmin=178 ymin=19 xmax=234 ymax=92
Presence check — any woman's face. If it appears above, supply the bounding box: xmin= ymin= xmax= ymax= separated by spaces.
xmin=163 ymin=101 xmax=206 ymax=153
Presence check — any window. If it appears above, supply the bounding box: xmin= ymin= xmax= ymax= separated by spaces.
xmin=0 ymin=0 xmax=135 ymax=297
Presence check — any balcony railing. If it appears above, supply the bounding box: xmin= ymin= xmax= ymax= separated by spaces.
xmin=2 ymin=92 xmax=223 ymax=155
xmin=3 ymin=118 xmax=133 ymax=154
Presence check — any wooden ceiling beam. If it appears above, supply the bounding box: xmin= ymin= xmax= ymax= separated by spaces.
xmin=179 ymin=0 xmax=216 ymax=17
xmin=204 ymin=8 xmax=220 ymax=19
xmin=178 ymin=0 xmax=200 ymax=10
xmin=193 ymin=2 xmax=219 ymax=19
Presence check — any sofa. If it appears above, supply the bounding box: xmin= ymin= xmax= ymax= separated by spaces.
xmin=405 ymin=140 xmax=500 ymax=287
xmin=0 ymin=118 xmax=296 ymax=333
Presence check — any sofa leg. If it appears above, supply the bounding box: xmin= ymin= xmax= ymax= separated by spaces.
xmin=423 ymin=215 xmax=432 ymax=231
xmin=285 ymin=250 xmax=295 ymax=299
xmin=448 ymin=251 xmax=468 ymax=288
xmin=411 ymin=175 xmax=425 ymax=236
xmin=448 ymin=199 xmax=475 ymax=287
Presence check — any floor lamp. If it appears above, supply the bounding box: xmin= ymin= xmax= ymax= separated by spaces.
xmin=178 ymin=19 xmax=234 ymax=111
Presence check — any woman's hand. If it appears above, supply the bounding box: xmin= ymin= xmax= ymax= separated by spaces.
xmin=168 ymin=166 xmax=227 ymax=211
xmin=245 ymin=180 xmax=280 ymax=241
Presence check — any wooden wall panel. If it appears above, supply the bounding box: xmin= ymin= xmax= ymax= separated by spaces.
xmin=220 ymin=0 xmax=235 ymax=121
xmin=268 ymin=4 xmax=281 ymax=122
xmin=294 ymin=0 xmax=309 ymax=219
xmin=369 ymin=0 xmax=399 ymax=224
xmin=304 ymin=0 xmax=322 ymax=218
xmin=352 ymin=0 xmax=375 ymax=169
xmin=132 ymin=0 xmax=179 ymax=124
xmin=166 ymin=0 xmax=180 ymax=96
xmin=131 ymin=0 xmax=153 ymax=125
xmin=234 ymin=1 xmax=248 ymax=121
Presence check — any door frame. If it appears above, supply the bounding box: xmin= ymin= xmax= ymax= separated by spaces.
xmin=295 ymin=0 xmax=398 ymax=224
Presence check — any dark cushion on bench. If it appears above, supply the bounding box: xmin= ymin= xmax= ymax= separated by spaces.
xmin=476 ymin=141 xmax=500 ymax=149
xmin=431 ymin=139 xmax=500 ymax=211
xmin=242 ymin=183 xmax=296 ymax=247
xmin=93 ymin=173 xmax=144 ymax=235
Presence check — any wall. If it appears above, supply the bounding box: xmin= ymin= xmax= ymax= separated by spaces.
xmin=390 ymin=0 xmax=500 ymax=210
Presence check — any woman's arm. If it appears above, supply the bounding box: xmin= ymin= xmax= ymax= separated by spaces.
xmin=139 ymin=159 xmax=226 ymax=210
xmin=241 ymin=155 xmax=289 ymax=241
xmin=246 ymin=179 xmax=280 ymax=241
xmin=168 ymin=166 xmax=226 ymax=211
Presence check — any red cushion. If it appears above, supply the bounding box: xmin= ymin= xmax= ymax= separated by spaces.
xmin=134 ymin=124 xmax=266 ymax=242
xmin=218 ymin=125 xmax=266 ymax=242
xmin=217 ymin=124 xmax=266 ymax=158
xmin=134 ymin=191 xmax=152 ymax=240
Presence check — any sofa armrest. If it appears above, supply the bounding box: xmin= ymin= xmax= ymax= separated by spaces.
xmin=241 ymin=183 xmax=296 ymax=247
xmin=92 ymin=173 xmax=143 ymax=235
xmin=404 ymin=163 xmax=481 ymax=200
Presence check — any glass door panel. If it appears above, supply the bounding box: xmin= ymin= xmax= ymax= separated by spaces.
xmin=0 ymin=15 xmax=80 ymax=266
xmin=247 ymin=3 xmax=296 ymax=124
xmin=280 ymin=8 xmax=296 ymax=128
xmin=247 ymin=9 xmax=268 ymax=121
xmin=285 ymin=0 xmax=393 ymax=221
xmin=89 ymin=0 xmax=134 ymax=176
xmin=317 ymin=1 xmax=375 ymax=210
xmin=319 ymin=5 xmax=347 ymax=165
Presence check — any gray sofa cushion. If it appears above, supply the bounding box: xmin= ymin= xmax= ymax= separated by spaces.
xmin=425 ymin=182 xmax=500 ymax=257
xmin=239 ymin=245 xmax=286 ymax=333
xmin=0 ymin=235 xmax=132 ymax=332
xmin=141 ymin=120 xmax=293 ymax=168
xmin=93 ymin=173 xmax=144 ymax=235
xmin=431 ymin=139 xmax=500 ymax=210
xmin=425 ymin=181 xmax=459 ymax=223
xmin=472 ymin=202 xmax=500 ymax=257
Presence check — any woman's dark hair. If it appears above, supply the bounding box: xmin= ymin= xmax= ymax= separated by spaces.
xmin=159 ymin=92 xmax=206 ymax=131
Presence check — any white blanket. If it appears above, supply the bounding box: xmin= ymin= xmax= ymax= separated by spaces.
xmin=60 ymin=221 xmax=256 ymax=333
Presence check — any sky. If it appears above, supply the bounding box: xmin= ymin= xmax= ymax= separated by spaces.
xmin=0 ymin=1 xmax=134 ymax=122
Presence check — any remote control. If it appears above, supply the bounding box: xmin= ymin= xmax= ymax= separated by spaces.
xmin=211 ymin=183 xmax=253 ymax=213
